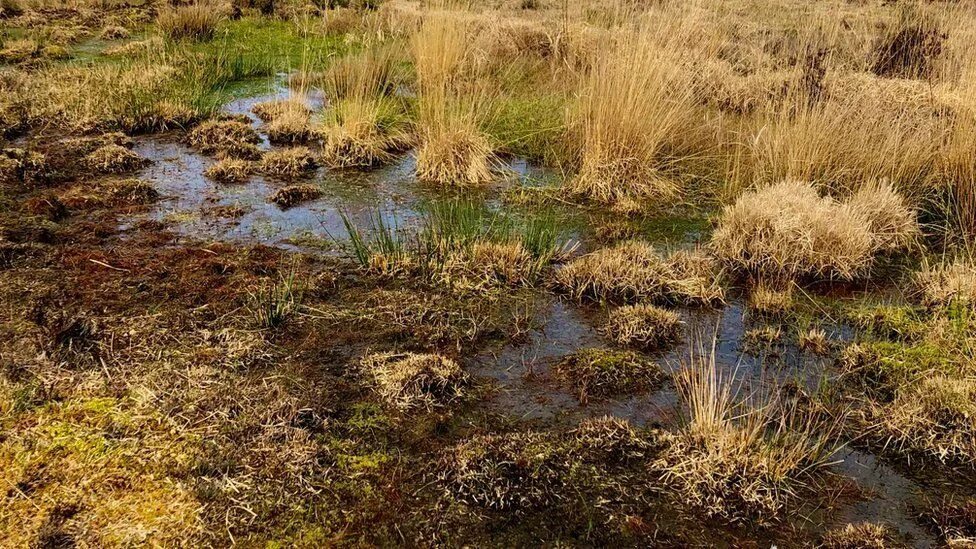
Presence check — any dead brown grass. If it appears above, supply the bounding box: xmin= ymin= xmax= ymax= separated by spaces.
xmin=258 ymin=146 xmax=317 ymax=179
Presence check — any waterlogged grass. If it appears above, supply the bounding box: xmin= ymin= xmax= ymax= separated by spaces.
xmin=185 ymin=17 xmax=349 ymax=79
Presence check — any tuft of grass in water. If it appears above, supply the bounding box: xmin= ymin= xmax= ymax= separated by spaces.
xmin=339 ymin=210 xmax=409 ymax=274
xmin=249 ymin=265 xmax=304 ymax=329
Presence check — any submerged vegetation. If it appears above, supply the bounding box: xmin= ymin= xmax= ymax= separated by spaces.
xmin=3 ymin=0 xmax=976 ymax=545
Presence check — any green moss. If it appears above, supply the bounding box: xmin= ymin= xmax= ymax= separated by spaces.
xmin=555 ymin=348 xmax=666 ymax=403
xmin=841 ymin=340 xmax=952 ymax=400
xmin=484 ymin=94 xmax=567 ymax=163
xmin=844 ymin=303 xmax=928 ymax=341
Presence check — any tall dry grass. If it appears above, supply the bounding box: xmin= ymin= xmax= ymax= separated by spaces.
xmin=412 ymin=9 xmax=496 ymax=186
xmin=658 ymin=338 xmax=841 ymax=524
xmin=567 ymin=15 xmax=711 ymax=210
xmin=157 ymin=2 xmax=224 ymax=42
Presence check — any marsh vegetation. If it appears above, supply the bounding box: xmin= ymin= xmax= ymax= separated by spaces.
xmin=2 ymin=0 xmax=976 ymax=546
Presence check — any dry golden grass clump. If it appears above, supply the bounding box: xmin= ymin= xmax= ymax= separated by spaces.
xmin=711 ymin=180 xmax=918 ymax=281
xmin=269 ymin=183 xmax=322 ymax=208
xmin=846 ymin=180 xmax=920 ymax=253
xmin=555 ymin=241 xmax=724 ymax=306
xmin=0 ymin=38 xmax=40 ymax=64
xmin=252 ymin=98 xmax=312 ymax=123
xmin=319 ymin=98 xmax=412 ymax=168
xmin=105 ymin=178 xmax=159 ymax=206
xmin=555 ymin=240 xmax=670 ymax=303
xmin=798 ymin=327 xmax=830 ymax=355
xmin=919 ymin=497 xmax=976 ymax=545
xmin=572 ymin=415 xmax=668 ymax=466
xmin=870 ymin=6 xmax=946 ymax=81
xmin=465 ymin=240 xmax=536 ymax=287
xmin=655 ymin=350 xmax=838 ymax=525
xmin=259 ymin=146 xmax=318 ymax=179
xmin=315 ymin=46 xmax=412 ymax=168
xmin=104 ymin=37 xmax=163 ymax=58
xmin=360 ymin=351 xmax=467 ymax=411
xmin=415 ymin=116 xmax=494 ymax=186
xmin=204 ymin=157 xmax=254 ymax=183
xmin=748 ymin=284 xmax=794 ymax=318
xmin=554 ymin=347 xmax=666 ymax=404
xmin=412 ymin=13 xmax=496 ymax=187
xmin=60 ymin=178 xmax=159 ymax=209
xmin=83 ymin=144 xmax=147 ymax=174
xmin=437 ymin=431 xmax=569 ymax=512
xmin=568 ymin=24 xmax=702 ymax=210
xmin=916 ymin=260 xmax=976 ymax=310
xmin=871 ymin=376 xmax=976 ymax=466
xmin=186 ymin=119 xmax=261 ymax=159
xmin=820 ymin=522 xmax=898 ymax=549
xmin=260 ymin=100 xmax=314 ymax=144
xmin=603 ymin=304 xmax=683 ymax=351
xmin=156 ymin=3 xmax=223 ymax=42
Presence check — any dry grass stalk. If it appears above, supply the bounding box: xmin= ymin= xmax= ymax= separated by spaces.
xmin=568 ymin=20 xmax=705 ymax=209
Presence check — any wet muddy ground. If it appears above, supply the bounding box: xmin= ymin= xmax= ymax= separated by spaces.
xmin=97 ymin=86 xmax=971 ymax=546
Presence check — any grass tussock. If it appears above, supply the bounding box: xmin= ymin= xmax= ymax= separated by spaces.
xmin=870 ymin=376 xmax=976 ymax=467
xmin=157 ymin=3 xmax=224 ymax=42
xmin=748 ymin=283 xmax=794 ymax=318
xmin=360 ymin=351 xmax=467 ymax=411
xmin=920 ymin=497 xmax=976 ymax=545
xmin=711 ymin=180 xmax=918 ymax=282
xmin=871 ymin=5 xmax=946 ymax=81
xmin=263 ymin=100 xmax=314 ymax=144
xmin=259 ymin=146 xmax=318 ymax=179
xmin=554 ymin=241 xmax=725 ymax=306
xmin=83 ymin=144 xmax=147 ymax=174
xmin=270 ymin=183 xmax=322 ymax=208
xmin=603 ymin=304 xmax=683 ymax=351
xmin=437 ymin=431 xmax=569 ymax=512
xmin=203 ymin=157 xmax=254 ymax=183
xmin=916 ymin=260 xmax=976 ymax=310
xmin=653 ymin=342 xmax=839 ymax=525
xmin=820 ymin=522 xmax=899 ymax=549
xmin=412 ymin=12 xmax=496 ymax=187
xmin=554 ymin=348 xmax=666 ymax=404
xmin=316 ymin=46 xmax=412 ymax=168
xmin=186 ymin=119 xmax=262 ymax=159
xmin=568 ymin=22 xmax=704 ymax=210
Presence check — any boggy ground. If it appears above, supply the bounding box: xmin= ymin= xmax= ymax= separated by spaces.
xmin=4 ymin=0 xmax=976 ymax=547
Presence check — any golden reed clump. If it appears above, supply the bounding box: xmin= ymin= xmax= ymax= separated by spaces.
xmin=711 ymin=179 xmax=918 ymax=281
